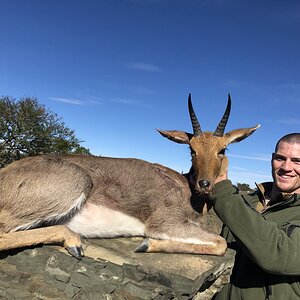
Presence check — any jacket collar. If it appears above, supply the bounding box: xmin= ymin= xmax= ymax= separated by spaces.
xmin=255 ymin=182 xmax=300 ymax=211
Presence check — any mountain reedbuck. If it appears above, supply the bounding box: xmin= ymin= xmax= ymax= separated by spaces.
xmin=0 ymin=94 xmax=259 ymax=258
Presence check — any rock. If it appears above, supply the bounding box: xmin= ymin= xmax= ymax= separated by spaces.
xmin=0 ymin=238 xmax=235 ymax=299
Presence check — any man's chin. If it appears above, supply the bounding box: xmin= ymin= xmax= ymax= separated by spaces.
xmin=276 ymin=182 xmax=297 ymax=193
xmin=275 ymin=178 xmax=292 ymax=191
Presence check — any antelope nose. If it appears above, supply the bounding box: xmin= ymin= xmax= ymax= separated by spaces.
xmin=199 ymin=180 xmax=211 ymax=188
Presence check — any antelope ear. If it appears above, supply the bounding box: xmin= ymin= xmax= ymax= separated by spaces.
xmin=156 ymin=129 xmax=193 ymax=144
xmin=225 ymin=124 xmax=260 ymax=144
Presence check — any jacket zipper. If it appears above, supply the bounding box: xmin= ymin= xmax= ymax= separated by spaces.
xmin=265 ymin=284 xmax=272 ymax=299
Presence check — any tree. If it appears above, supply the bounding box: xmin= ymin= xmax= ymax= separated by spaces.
xmin=236 ymin=182 xmax=254 ymax=193
xmin=0 ymin=96 xmax=90 ymax=168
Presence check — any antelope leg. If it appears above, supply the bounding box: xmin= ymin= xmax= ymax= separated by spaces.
xmin=0 ymin=225 xmax=83 ymax=259
xmin=134 ymin=237 xmax=226 ymax=256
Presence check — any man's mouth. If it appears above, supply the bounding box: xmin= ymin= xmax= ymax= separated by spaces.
xmin=277 ymin=173 xmax=295 ymax=181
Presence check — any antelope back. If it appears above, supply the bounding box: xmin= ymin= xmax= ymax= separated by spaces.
xmin=157 ymin=94 xmax=260 ymax=194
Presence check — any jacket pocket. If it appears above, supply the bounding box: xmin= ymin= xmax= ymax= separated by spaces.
xmin=282 ymin=222 xmax=300 ymax=237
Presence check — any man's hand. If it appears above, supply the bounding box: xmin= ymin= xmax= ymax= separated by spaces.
xmin=215 ymin=172 xmax=228 ymax=184
xmin=215 ymin=158 xmax=229 ymax=184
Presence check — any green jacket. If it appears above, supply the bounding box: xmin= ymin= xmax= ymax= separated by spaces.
xmin=211 ymin=180 xmax=300 ymax=300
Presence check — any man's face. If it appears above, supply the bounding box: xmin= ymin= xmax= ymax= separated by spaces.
xmin=272 ymin=141 xmax=300 ymax=194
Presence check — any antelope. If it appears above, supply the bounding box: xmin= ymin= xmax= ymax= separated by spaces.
xmin=0 ymin=94 xmax=259 ymax=258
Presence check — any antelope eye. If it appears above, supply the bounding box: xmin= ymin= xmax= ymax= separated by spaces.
xmin=218 ymin=148 xmax=227 ymax=156
xmin=190 ymin=148 xmax=196 ymax=156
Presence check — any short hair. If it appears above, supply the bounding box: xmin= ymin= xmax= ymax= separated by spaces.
xmin=274 ymin=133 xmax=300 ymax=152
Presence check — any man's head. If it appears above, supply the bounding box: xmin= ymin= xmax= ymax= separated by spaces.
xmin=272 ymin=133 xmax=300 ymax=194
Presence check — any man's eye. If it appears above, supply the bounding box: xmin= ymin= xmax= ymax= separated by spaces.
xmin=274 ymin=156 xmax=284 ymax=161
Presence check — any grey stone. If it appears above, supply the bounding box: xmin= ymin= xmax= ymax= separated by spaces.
xmin=1 ymin=287 xmax=32 ymax=300
xmin=0 ymin=238 xmax=235 ymax=299
xmin=55 ymin=274 xmax=71 ymax=283
xmin=80 ymin=291 xmax=113 ymax=300
xmin=64 ymin=282 xmax=82 ymax=298
xmin=53 ymin=279 xmax=68 ymax=292
xmin=122 ymin=282 xmax=160 ymax=299
xmin=85 ymin=282 xmax=117 ymax=294
xmin=70 ymin=272 xmax=92 ymax=287
xmin=0 ymin=279 xmax=10 ymax=289
xmin=123 ymin=263 xmax=146 ymax=282
xmin=99 ymin=262 xmax=124 ymax=282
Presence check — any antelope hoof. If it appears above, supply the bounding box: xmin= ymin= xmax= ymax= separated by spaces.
xmin=134 ymin=238 xmax=149 ymax=253
xmin=66 ymin=245 xmax=84 ymax=259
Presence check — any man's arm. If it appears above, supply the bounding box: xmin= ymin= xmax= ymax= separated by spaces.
xmin=211 ymin=179 xmax=300 ymax=275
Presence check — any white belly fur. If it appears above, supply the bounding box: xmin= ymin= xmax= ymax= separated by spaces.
xmin=67 ymin=203 xmax=146 ymax=238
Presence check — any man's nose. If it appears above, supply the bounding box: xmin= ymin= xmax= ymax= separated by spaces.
xmin=281 ymin=159 xmax=293 ymax=170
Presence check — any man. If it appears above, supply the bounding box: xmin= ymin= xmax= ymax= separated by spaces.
xmin=211 ymin=133 xmax=300 ymax=299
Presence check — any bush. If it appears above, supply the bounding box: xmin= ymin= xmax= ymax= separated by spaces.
xmin=0 ymin=96 xmax=90 ymax=168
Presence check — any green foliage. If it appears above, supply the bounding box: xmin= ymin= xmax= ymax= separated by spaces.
xmin=236 ymin=182 xmax=254 ymax=193
xmin=0 ymin=96 xmax=90 ymax=168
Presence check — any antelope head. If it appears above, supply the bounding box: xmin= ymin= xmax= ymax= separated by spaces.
xmin=157 ymin=93 xmax=260 ymax=195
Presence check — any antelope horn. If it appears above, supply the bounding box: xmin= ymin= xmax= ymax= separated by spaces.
xmin=188 ymin=93 xmax=202 ymax=137
xmin=214 ymin=93 xmax=232 ymax=137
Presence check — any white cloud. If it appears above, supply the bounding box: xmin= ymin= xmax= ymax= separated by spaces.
xmin=111 ymin=98 xmax=139 ymax=105
xmin=231 ymin=166 xmax=248 ymax=171
xmin=231 ymin=171 xmax=271 ymax=180
xmin=278 ymin=118 xmax=300 ymax=125
xmin=227 ymin=153 xmax=271 ymax=162
xmin=126 ymin=62 xmax=161 ymax=72
xmin=50 ymin=95 xmax=146 ymax=107
xmin=49 ymin=97 xmax=85 ymax=106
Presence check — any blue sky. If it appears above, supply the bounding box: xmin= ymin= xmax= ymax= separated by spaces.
xmin=1 ymin=0 xmax=299 ymax=187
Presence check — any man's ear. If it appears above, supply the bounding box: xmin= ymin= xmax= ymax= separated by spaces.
xmin=156 ymin=129 xmax=193 ymax=144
